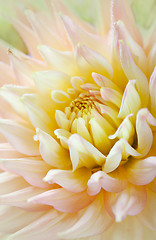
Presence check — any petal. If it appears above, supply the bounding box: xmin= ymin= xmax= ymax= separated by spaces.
xmin=87 ymin=170 xmax=127 ymax=195
xmin=111 ymin=0 xmax=142 ymax=45
xmin=36 ymin=128 xmax=71 ymax=169
xmin=127 ymin=157 xmax=156 ymax=185
xmin=38 ymin=45 xmax=79 ymax=76
xmin=33 ymin=70 xmax=71 ymax=94
xmin=0 ymin=119 xmax=39 ymax=156
xmin=138 ymin=189 xmax=156 ymax=231
xmin=105 ymin=185 xmax=147 ymax=222
xmin=0 ymin=187 xmax=51 ymax=211
xmin=22 ymin=94 xmax=53 ymax=135
xmin=0 ymin=143 xmax=25 ymax=158
xmin=0 ymin=205 xmax=44 ymax=234
xmin=118 ymin=80 xmax=141 ymax=120
xmin=119 ymin=41 xmax=149 ymax=106
xmin=76 ymin=43 xmax=113 ymax=79
xmin=44 ymin=167 xmax=91 ymax=193
xmin=67 ymin=134 xmax=106 ymax=170
xmin=103 ymin=139 xmax=140 ymax=173
xmin=0 ymin=158 xmax=51 ymax=188
xmin=136 ymin=108 xmax=156 ymax=156
xmin=100 ymin=87 xmax=122 ymax=108
xmin=0 ymin=85 xmax=34 ymax=119
xmin=101 ymin=216 xmax=143 ymax=240
xmin=59 ymin=192 xmax=113 ymax=239
xmin=8 ymin=210 xmax=78 ymax=240
xmin=149 ymin=67 xmax=156 ymax=117
xmin=29 ymin=188 xmax=95 ymax=213
xmin=0 ymin=172 xmax=28 ymax=195
xmin=61 ymin=15 xmax=109 ymax=56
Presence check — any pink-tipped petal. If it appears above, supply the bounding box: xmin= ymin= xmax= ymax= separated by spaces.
xmin=105 ymin=185 xmax=147 ymax=222
xmin=127 ymin=157 xmax=156 ymax=185
xmin=59 ymin=192 xmax=113 ymax=239
xmin=119 ymin=41 xmax=149 ymax=106
xmin=87 ymin=170 xmax=127 ymax=195
xmin=149 ymin=67 xmax=156 ymax=117
xmin=0 ymin=187 xmax=51 ymax=212
xmin=29 ymin=188 xmax=95 ymax=213
xmin=0 ymin=158 xmax=51 ymax=188
xmin=136 ymin=108 xmax=156 ymax=156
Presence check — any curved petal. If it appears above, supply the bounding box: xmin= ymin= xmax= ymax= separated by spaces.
xmin=59 ymin=192 xmax=113 ymax=239
xmin=105 ymin=185 xmax=147 ymax=222
xmin=138 ymin=189 xmax=156 ymax=231
xmin=44 ymin=167 xmax=91 ymax=193
xmin=36 ymin=128 xmax=71 ymax=169
xmin=87 ymin=170 xmax=127 ymax=195
xmin=29 ymin=188 xmax=95 ymax=213
xmin=0 ymin=158 xmax=51 ymax=188
xmin=127 ymin=157 xmax=156 ymax=185
xmin=0 ymin=187 xmax=51 ymax=212
xmin=0 ymin=119 xmax=39 ymax=156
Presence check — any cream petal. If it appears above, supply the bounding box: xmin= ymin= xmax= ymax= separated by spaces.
xmin=111 ymin=0 xmax=142 ymax=45
xmin=101 ymin=216 xmax=143 ymax=240
xmin=109 ymin=114 xmax=135 ymax=144
xmin=44 ymin=168 xmax=91 ymax=193
xmin=61 ymin=15 xmax=109 ymax=57
xmin=148 ymin=43 xmax=156 ymax=75
xmin=0 ymin=205 xmax=44 ymax=234
xmin=22 ymin=93 xmax=53 ymax=134
xmin=149 ymin=67 xmax=156 ymax=117
xmin=33 ymin=70 xmax=71 ymax=94
xmin=118 ymin=80 xmax=141 ymax=120
xmin=55 ymin=110 xmax=70 ymax=131
xmin=9 ymin=18 xmax=41 ymax=59
xmin=100 ymin=87 xmax=122 ymax=108
xmin=127 ymin=157 xmax=156 ymax=185
xmin=29 ymin=188 xmax=95 ymax=213
xmin=0 ymin=85 xmax=34 ymax=120
xmin=0 ymin=119 xmax=39 ymax=156
xmin=0 ymin=62 xmax=16 ymax=86
xmin=92 ymin=72 xmax=120 ymax=91
xmin=0 ymin=172 xmax=29 ymax=195
xmin=0 ymin=186 xmax=51 ymax=211
xmin=114 ymin=20 xmax=146 ymax=70
xmin=36 ymin=128 xmax=71 ymax=169
xmin=136 ymin=108 xmax=156 ymax=156
xmin=105 ymin=185 xmax=147 ymax=222
xmin=138 ymin=189 xmax=156 ymax=231
xmin=89 ymin=118 xmax=112 ymax=154
xmin=103 ymin=139 xmax=140 ymax=173
xmin=76 ymin=44 xmax=113 ymax=79
xmin=9 ymin=50 xmax=45 ymax=86
xmin=87 ymin=170 xmax=127 ymax=195
xmin=0 ymin=143 xmax=25 ymax=158
xmin=67 ymin=134 xmax=106 ymax=170
xmin=119 ymin=41 xmax=149 ymax=106
xmin=59 ymin=192 xmax=113 ymax=239
xmin=8 ymin=210 xmax=77 ymax=240
xmin=38 ymin=45 xmax=79 ymax=76
xmin=0 ymin=158 xmax=51 ymax=188
xmin=25 ymin=10 xmax=67 ymax=50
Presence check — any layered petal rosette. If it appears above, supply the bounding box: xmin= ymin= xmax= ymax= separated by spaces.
xmin=0 ymin=0 xmax=156 ymax=239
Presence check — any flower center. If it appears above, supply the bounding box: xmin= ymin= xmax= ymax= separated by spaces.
xmin=69 ymin=93 xmax=97 ymax=115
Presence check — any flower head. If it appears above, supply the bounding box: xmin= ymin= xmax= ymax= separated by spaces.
xmin=0 ymin=0 xmax=156 ymax=239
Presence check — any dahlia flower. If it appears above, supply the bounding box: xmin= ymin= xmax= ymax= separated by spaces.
xmin=0 ymin=0 xmax=156 ymax=239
